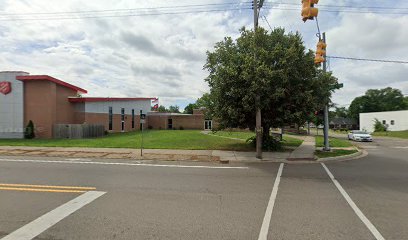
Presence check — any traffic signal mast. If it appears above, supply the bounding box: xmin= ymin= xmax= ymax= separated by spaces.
xmin=315 ymin=40 xmax=327 ymax=64
xmin=301 ymin=0 xmax=319 ymax=22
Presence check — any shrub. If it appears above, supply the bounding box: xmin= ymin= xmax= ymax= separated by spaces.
xmin=373 ymin=118 xmax=387 ymax=132
xmin=179 ymin=126 xmax=184 ymax=130
xmin=246 ymin=136 xmax=282 ymax=151
xmin=24 ymin=120 xmax=35 ymax=139
xmin=104 ymin=130 xmax=109 ymax=135
xmin=148 ymin=125 xmax=153 ymax=130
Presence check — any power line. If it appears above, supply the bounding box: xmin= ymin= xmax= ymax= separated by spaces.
xmin=261 ymin=15 xmax=272 ymax=31
xmin=0 ymin=2 xmax=250 ymax=16
xmin=264 ymin=2 xmax=408 ymax=10
xmin=0 ymin=7 xmax=252 ymax=21
xmin=1 ymin=2 xmax=407 ymax=22
xmin=327 ymin=56 xmax=408 ymax=64
xmin=263 ymin=6 xmax=408 ymax=15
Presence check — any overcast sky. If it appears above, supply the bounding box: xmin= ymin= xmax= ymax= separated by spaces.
xmin=0 ymin=0 xmax=407 ymax=109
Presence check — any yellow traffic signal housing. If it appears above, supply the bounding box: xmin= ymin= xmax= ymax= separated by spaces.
xmin=315 ymin=40 xmax=326 ymax=64
xmin=301 ymin=0 xmax=319 ymax=22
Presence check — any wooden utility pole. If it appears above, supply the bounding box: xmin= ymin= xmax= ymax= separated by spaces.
xmin=254 ymin=0 xmax=264 ymax=159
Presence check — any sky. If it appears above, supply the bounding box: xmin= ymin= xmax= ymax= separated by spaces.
xmin=0 ymin=0 xmax=407 ymax=110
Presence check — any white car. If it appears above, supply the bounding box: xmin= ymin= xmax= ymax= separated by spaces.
xmin=348 ymin=130 xmax=373 ymax=142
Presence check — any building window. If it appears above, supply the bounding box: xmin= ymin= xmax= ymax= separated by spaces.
xmin=167 ymin=118 xmax=173 ymax=129
xmin=132 ymin=109 xmax=135 ymax=129
xmin=382 ymin=120 xmax=386 ymax=125
xmin=108 ymin=107 xmax=113 ymax=131
xmin=391 ymin=120 xmax=395 ymax=125
xmin=121 ymin=108 xmax=125 ymax=132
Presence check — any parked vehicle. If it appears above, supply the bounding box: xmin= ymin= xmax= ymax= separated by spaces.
xmin=348 ymin=130 xmax=373 ymax=142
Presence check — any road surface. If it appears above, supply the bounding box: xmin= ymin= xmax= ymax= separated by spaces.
xmin=0 ymin=137 xmax=407 ymax=239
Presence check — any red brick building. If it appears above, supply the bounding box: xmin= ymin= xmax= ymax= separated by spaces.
xmin=0 ymin=71 xmax=216 ymax=139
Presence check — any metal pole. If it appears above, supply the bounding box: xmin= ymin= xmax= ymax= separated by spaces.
xmin=140 ymin=110 xmax=144 ymax=156
xmin=254 ymin=0 xmax=262 ymax=159
xmin=322 ymin=32 xmax=330 ymax=151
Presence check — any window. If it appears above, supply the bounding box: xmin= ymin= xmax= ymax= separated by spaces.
xmin=132 ymin=109 xmax=135 ymax=129
xmin=382 ymin=120 xmax=386 ymax=125
xmin=108 ymin=107 xmax=113 ymax=131
xmin=121 ymin=108 xmax=125 ymax=132
xmin=121 ymin=108 xmax=125 ymax=121
xmin=167 ymin=119 xmax=173 ymax=129
xmin=391 ymin=120 xmax=395 ymax=125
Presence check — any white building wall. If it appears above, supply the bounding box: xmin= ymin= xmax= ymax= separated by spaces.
xmin=84 ymin=100 xmax=151 ymax=115
xmin=360 ymin=110 xmax=408 ymax=132
xmin=0 ymin=71 xmax=29 ymax=138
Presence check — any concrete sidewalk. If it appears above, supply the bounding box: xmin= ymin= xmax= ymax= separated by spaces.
xmin=287 ymin=136 xmax=316 ymax=161
xmin=0 ymin=146 xmax=295 ymax=163
xmin=0 ymin=135 xmax=318 ymax=162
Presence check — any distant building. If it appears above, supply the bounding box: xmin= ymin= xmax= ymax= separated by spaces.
xmin=148 ymin=108 xmax=217 ymax=130
xmin=329 ymin=117 xmax=358 ymax=130
xmin=360 ymin=110 xmax=408 ymax=132
xmin=0 ymin=71 xmax=216 ymax=139
xmin=0 ymin=71 xmax=153 ymax=138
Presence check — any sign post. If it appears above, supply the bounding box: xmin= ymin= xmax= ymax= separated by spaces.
xmin=140 ymin=110 xmax=146 ymax=157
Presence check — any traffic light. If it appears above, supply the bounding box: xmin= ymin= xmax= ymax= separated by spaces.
xmin=301 ymin=0 xmax=319 ymax=22
xmin=314 ymin=110 xmax=324 ymax=117
xmin=314 ymin=40 xmax=326 ymax=64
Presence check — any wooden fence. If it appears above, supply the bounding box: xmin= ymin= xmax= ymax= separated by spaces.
xmin=53 ymin=124 xmax=105 ymax=139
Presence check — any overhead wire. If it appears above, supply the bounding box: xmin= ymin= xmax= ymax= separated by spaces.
xmin=327 ymin=56 xmax=408 ymax=64
xmin=1 ymin=2 xmax=408 ymax=22
xmin=0 ymin=2 xmax=252 ymax=21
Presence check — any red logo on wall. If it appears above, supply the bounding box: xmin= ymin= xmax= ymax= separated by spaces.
xmin=0 ymin=81 xmax=11 ymax=95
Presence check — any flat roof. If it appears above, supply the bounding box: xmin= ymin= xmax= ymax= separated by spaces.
xmin=16 ymin=75 xmax=88 ymax=93
xmin=68 ymin=97 xmax=156 ymax=103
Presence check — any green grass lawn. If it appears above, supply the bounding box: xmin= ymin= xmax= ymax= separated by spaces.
xmin=315 ymin=149 xmax=358 ymax=158
xmin=315 ymin=136 xmax=353 ymax=147
xmin=209 ymin=131 xmax=303 ymax=147
xmin=371 ymin=130 xmax=408 ymax=139
xmin=0 ymin=130 xmax=253 ymax=151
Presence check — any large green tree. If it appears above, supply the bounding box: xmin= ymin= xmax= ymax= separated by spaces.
xmin=204 ymin=27 xmax=338 ymax=140
xmin=184 ymin=93 xmax=214 ymax=117
xmin=348 ymin=87 xmax=408 ymax=120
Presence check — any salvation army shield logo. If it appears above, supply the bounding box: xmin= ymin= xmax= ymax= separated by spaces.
xmin=0 ymin=81 xmax=11 ymax=95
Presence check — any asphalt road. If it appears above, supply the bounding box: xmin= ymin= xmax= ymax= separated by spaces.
xmin=0 ymin=137 xmax=407 ymax=240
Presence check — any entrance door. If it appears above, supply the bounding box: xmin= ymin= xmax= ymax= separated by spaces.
xmin=204 ymin=120 xmax=212 ymax=130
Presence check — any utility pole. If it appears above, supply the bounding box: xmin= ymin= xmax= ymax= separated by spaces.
xmin=140 ymin=110 xmax=145 ymax=156
xmin=322 ymin=32 xmax=330 ymax=151
xmin=254 ymin=0 xmax=263 ymax=159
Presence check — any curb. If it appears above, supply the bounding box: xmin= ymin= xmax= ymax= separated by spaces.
xmin=316 ymin=148 xmax=368 ymax=162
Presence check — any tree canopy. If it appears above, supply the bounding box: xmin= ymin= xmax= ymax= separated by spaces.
xmin=348 ymin=87 xmax=408 ymax=120
xmin=184 ymin=93 xmax=214 ymax=117
xmin=204 ymin=27 xmax=338 ymax=136
xmin=153 ymin=105 xmax=181 ymax=113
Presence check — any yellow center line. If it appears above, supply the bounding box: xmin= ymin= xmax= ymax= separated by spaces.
xmin=0 ymin=187 xmax=87 ymax=193
xmin=0 ymin=183 xmax=96 ymax=190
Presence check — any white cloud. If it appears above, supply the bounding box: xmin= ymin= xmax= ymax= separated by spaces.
xmin=0 ymin=0 xmax=407 ymax=109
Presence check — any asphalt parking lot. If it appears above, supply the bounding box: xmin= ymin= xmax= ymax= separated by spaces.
xmin=0 ymin=137 xmax=407 ymax=240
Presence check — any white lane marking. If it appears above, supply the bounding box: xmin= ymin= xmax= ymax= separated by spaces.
xmin=0 ymin=158 xmax=248 ymax=169
xmin=1 ymin=191 xmax=105 ymax=240
xmin=258 ymin=163 xmax=284 ymax=240
xmin=393 ymin=146 xmax=408 ymax=149
xmin=321 ymin=163 xmax=385 ymax=240
xmin=65 ymin=158 xmax=92 ymax=161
